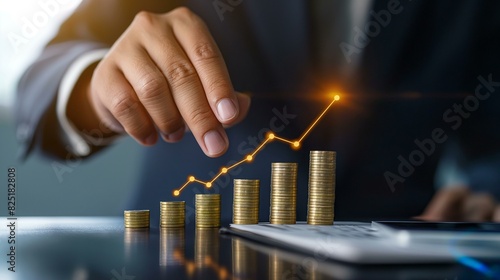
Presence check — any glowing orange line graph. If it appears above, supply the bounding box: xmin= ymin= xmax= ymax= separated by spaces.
xmin=172 ymin=95 xmax=340 ymax=196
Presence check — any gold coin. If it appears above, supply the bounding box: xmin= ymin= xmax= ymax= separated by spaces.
xmin=196 ymin=194 xmax=221 ymax=228
xmin=124 ymin=210 xmax=150 ymax=228
xmin=233 ymin=179 xmax=260 ymax=225
xmin=307 ymin=151 xmax=336 ymax=225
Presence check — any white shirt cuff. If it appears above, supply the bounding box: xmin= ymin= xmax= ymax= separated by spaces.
xmin=56 ymin=48 xmax=109 ymax=157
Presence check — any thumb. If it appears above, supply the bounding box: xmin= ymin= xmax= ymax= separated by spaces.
xmin=223 ymin=91 xmax=251 ymax=128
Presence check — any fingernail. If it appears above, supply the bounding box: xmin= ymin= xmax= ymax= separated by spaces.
xmin=204 ymin=130 xmax=226 ymax=156
xmin=144 ymin=133 xmax=157 ymax=145
xmin=162 ymin=127 xmax=185 ymax=142
xmin=217 ymin=98 xmax=237 ymax=122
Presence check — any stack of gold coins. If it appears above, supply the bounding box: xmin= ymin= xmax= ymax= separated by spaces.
xmin=124 ymin=210 xmax=150 ymax=228
xmin=307 ymin=151 xmax=336 ymax=225
xmin=160 ymin=201 xmax=185 ymax=228
xmin=233 ymin=179 xmax=260 ymax=224
xmin=195 ymin=194 xmax=221 ymax=228
xmin=159 ymin=227 xmax=185 ymax=266
xmin=269 ymin=162 xmax=297 ymax=224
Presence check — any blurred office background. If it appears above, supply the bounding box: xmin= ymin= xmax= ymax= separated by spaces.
xmin=2 ymin=1 xmax=500 ymax=219
xmin=0 ymin=0 xmax=141 ymax=216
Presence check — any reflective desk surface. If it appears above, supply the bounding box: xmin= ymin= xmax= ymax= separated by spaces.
xmin=0 ymin=217 xmax=496 ymax=280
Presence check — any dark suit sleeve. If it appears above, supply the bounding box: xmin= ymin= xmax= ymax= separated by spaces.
xmin=14 ymin=0 xmax=179 ymax=160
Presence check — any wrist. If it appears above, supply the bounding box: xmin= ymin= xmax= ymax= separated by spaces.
xmin=70 ymin=62 xmax=120 ymax=144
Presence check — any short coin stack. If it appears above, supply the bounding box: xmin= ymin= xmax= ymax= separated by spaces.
xmin=195 ymin=194 xmax=221 ymax=228
xmin=269 ymin=162 xmax=297 ymax=224
xmin=307 ymin=151 xmax=336 ymax=225
xmin=233 ymin=179 xmax=260 ymax=224
xmin=160 ymin=201 xmax=185 ymax=228
xmin=124 ymin=210 xmax=150 ymax=228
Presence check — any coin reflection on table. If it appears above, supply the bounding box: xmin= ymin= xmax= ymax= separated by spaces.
xmin=124 ymin=228 xmax=149 ymax=259
xmin=195 ymin=228 xmax=220 ymax=268
xmin=232 ymin=239 xmax=257 ymax=280
xmin=268 ymin=248 xmax=326 ymax=280
xmin=269 ymin=250 xmax=296 ymax=280
xmin=159 ymin=227 xmax=185 ymax=266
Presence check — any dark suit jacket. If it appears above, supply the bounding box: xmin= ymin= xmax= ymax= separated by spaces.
xmin=16 ymin=0 xmax=500 ymax=223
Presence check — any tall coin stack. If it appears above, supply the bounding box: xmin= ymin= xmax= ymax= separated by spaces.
xmin=124 ymin=210 xmax=150 ymax=228
xmin=233 ymin=179 xmax=260 ymax=224
xmin=160 ymin=201 xmax=185 ymax=228
xmin=270 ymin=162 xmax=297 ymax=224
xmin=195 ymin=194 xmax=221 ymax=228
xmin=307 ymin=151 xmax=336 ymax=225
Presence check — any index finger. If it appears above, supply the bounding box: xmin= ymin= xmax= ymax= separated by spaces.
xmin=168 ymin=9 xmax=240 ymax=125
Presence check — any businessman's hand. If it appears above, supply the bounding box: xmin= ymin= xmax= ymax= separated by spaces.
xmin=85 ymin=7 xmax=250 ymax=157
xmin=418 ymin=186 xmax=500 ymax=222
